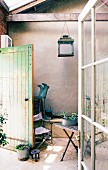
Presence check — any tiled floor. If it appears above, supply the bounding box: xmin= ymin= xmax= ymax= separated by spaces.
xmin=0 ymin=138 xmax=78 ymax=170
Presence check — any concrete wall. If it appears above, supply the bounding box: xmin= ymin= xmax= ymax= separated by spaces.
xmin=8 ymin=0 xmax=88 ymax=115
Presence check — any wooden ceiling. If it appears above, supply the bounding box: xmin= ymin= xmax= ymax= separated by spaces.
xmin=8 ymin=0 xmax=108 ymax=22
xmin=9 ymin=0 xmax=108 ymax=15
xmin=10 ymin=0 xmax=66 ymax=14
xmin=101 ymin=0 xmax=108 ymax=6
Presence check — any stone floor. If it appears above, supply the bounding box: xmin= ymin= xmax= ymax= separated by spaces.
xmin=0 ymin=138 xmax=78 ymax=170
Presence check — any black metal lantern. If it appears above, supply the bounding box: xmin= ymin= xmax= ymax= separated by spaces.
xmin=58 ymin=35 xmax=74 ymax=57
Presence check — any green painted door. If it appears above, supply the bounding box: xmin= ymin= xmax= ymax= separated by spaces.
xmin=0 ymin=44 xmax=34 ymax=150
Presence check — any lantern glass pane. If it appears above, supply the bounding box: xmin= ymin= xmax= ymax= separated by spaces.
xmin=60 ymin=44 xmax=72 ymax=55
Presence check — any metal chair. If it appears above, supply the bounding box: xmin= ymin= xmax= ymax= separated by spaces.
xmin=34 ymin=112 xmax=52 ymax=149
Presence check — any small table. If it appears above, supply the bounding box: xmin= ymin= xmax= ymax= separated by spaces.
xmin=31 ymin=149 xmax=40 ymax=162
xmin=54 ymin=123 xmax=78 ymax=161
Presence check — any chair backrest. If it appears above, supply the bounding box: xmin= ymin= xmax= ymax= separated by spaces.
xmin=34 ymin=112 xmax=42 ymax=121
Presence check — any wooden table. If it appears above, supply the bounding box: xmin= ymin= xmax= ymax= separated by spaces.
xmin=43 ymin=118 xmax=63 ymax=144
xmin=54 ymin=122 xmax=78 ymax=161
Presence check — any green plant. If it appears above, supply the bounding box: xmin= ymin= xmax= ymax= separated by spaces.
xmin=0 ymin=114 xmax=8 ymax=146
xmin=16 ymin=144 xmax=30 ymax=151
xmin=60 ymin=111 xmax=78 ymax=120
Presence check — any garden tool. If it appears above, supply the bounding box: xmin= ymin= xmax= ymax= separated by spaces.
xmin=37 ymin=85 xmax=44 ymax=99
xmin=39 ymin=83 xmax=49 ymax=99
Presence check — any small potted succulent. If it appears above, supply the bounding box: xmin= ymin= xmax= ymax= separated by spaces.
xmin=16 ymin=144 xmax=30 ymax=161
xmin=61 ymin=112 xmax=78 ymax=126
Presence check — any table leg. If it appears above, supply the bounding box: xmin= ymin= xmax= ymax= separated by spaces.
xmin=61 ymin=131 xmax=74 ymax=161
xmin=61 ymin=129 xmax=78 ymax=161
xmin=64 ymin=129 xmax=78 ymax=152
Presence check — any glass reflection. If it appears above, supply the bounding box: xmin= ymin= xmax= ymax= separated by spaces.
xmin=95 ymin=1 xmax=108 ymax=61
xmin=83 ymin=13 xmax=92 ymax=66
xmin=83 ymin=68 xmax=92 ymax=118
xmin=95 ymin=128 xmax=108 ymax=170
xmin=95 ymin=63 xmax=108 ymax=127
xmin=82 ymin=119 xmax=91 ymax=169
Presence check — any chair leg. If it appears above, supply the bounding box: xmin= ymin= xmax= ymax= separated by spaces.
xmin=51 ymin=123 xmax=53 ymax=144
xmin=42 ymin=98 xmax=45 ymax=118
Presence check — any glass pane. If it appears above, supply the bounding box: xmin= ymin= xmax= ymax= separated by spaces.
xmin=95 ymin=1 xmax=108 ymax=61
xmin=60 ymin=44 xmax=73 ymax=55
xmin=95 ymin=128 xmax=108 ymax=170
xmin=95 ymin=63 xmax=108 ymax=127
xmin=83 ymin=68 xmax=92 ymax=118
xmin=83 ymin=12 xmax=92 ymax=66
xmin=82 ymin=118 xmax=91 ymax=169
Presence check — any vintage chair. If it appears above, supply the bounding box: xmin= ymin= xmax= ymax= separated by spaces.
xmin=34 ymin=112 xmax=53 ymax=149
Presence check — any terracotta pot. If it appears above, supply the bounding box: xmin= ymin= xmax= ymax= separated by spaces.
xmin=17 ymin=148 xmax=29 ymax=161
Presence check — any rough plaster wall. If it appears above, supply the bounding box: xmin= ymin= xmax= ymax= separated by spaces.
xmin=9 ymin=22 xmax=78 ymax=114
xmin=8 ymin=1 xmax=88 ymax=114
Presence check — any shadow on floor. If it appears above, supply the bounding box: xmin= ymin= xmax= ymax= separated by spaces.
xmin=0 ymin=138 xmax=78 ymax=170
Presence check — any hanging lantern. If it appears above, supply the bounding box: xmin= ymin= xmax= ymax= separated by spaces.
xmin=58 ymin=35 xmax=74 ymax=57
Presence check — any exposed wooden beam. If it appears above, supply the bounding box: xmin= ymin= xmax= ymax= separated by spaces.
xmin=101 ymin=0 xmax=108 ymax=6
xmin=7 ymin=13 xmax=108 ymax=22
xmin=10 ymin=0 xmax=47 ymax=14
xmin=7 ymin=13 xmax=79 ymax=22
xmin=95 ymin=13 xmax=108 ymax=21
xmin=34 ymin=6 xmax=37 ymax=12
xmin=0 ymin=0 xmax=9 ymax=12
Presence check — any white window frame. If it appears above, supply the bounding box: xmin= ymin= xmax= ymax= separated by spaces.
xmin=78 ymin=0 xmax=108 ymax=169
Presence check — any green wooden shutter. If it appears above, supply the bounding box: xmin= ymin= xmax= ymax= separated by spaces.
xmin=0 ymin=44 xmax=33 ymax=150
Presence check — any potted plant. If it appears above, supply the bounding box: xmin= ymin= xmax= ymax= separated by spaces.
xmin=16 ymin=144 xmax=30 ymax=161
xmin=61 ymin=112 xmax=78 ymax=126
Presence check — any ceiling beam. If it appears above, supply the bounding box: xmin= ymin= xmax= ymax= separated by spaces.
xmin=7 ymin=13 xmax=108 ymax=22
xmin=101 ymin=0 xmax=108 ymax=6
xmin=7 ymin=13 xmax=79 ymax=22
xmin=0 ymin=0 xmax=9 ymax=12
xmin=10 ymin=0 xmax=47 ymax=14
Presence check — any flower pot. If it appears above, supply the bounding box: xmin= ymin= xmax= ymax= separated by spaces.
xmin=17 ymin=148 xmax=29 ymax=161
xmin=62 ymin=118 xmax=77 ymax=126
